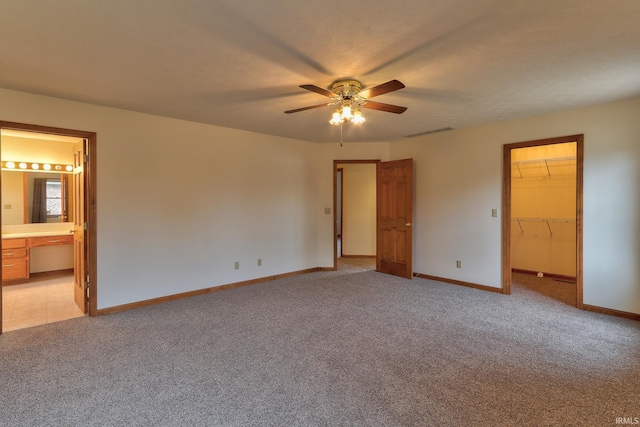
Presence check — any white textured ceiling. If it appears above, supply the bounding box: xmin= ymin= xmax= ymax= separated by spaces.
xmin=1 ymin=1 xmax=639 ymax=143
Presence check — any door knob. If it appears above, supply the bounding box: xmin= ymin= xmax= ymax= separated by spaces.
xmin=406 ymin=223 xmax=412 ymax=227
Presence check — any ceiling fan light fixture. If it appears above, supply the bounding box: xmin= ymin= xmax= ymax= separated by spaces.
xmin=329 ymin=105 xmax=365 ymax=125
xmin=329 ymin=109 xmax=342 ymax=125
xmin=352 ymin=109 xmax=365 ymax=124
xmin=341 ymin=103 xmax=352 ymax=120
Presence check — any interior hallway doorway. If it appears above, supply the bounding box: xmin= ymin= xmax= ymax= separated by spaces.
xmin=333 ymin=160 xmax=378 ymax=270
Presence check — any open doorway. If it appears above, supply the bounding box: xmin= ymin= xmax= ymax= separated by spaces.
xmin=0 ymin=121 xmax=97 ymax=334
xmin=333 ymin=160 xmax=378 ymax=271
xmin=503 ymin=135 xmax=583 ymax=308
xmin=333 ymin=158 xmax=414 ymax=278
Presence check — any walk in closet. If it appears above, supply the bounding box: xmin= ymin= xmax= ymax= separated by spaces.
xmin=511 ymin=142 xmax=577 ymax=280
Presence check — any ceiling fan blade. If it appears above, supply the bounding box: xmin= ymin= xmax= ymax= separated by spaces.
xmin=359 ymin=80 xmax=405 ymax=98
xmin=363 ymin=101 xmax=407 ymax=114
xmin=284 ymin=103 xmax=331 ymax=114
xmin=300 ymin=84 xmax=336 ymax=98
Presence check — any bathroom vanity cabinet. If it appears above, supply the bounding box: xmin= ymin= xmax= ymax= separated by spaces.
xmin=2 ymin=234 xmax=73 ymax=283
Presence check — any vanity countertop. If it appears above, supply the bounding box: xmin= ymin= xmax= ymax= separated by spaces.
xmin=2 ymin=231 xmax=74 ymax=239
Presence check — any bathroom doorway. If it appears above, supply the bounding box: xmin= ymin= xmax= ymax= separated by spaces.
xmin=0 ymin=121 xmax=97 ymax=333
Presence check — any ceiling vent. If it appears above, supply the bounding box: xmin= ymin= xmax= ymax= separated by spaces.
xmin=405 ymin=127 xmax=454 ymax=138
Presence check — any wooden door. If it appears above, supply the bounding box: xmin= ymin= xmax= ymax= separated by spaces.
xmin=377 ymin=159 xmax=414 ymax=279
xmin=73 ymin=140 xmax=87 ymax=313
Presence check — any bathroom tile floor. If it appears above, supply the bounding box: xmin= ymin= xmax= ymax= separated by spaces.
xmin=2 ymin=274 xmax=84 ymax=332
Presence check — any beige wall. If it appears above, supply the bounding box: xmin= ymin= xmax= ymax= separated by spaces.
xmin=390 ymin=96 xmax=640 ymax=314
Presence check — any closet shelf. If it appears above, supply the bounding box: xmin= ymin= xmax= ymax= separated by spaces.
xmin=512 ymin=217 xmax=576 ymax=237
xmin=512 ymin=156 xmax=576 ymax=179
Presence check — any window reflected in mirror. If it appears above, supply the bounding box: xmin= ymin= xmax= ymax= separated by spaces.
xmin=1 ymin=171 xmax=73 ymax=225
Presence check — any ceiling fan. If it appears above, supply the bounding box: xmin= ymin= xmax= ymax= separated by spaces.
xmin=284 ymin=79 xmax=407 ymax=125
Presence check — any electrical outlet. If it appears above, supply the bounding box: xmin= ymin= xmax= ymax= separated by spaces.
xmin=456 ymin=260 xmax=462 ymax=269
xmin=491 ymin=209 xmax=498 ymax=217
xmin=257 ymin=258 xmax=262 ymax=267
xmin=234 ymin=261 xmax=240 ymax=270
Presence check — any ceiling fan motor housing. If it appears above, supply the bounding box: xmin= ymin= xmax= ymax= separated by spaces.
xmin=331 ymin=80 xmax=362 ymax=98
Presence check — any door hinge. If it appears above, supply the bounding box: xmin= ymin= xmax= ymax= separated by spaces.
xmin=84 ymin=222 xmax=88 ymax=231
xmin=83 ymin=153 xmax=89 ymax=163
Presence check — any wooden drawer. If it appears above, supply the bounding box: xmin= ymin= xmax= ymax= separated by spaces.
xmin=3 ymin=238 xmax=27 ymax=249
xmin=2 ymin=248 xmax=28 ymax=259
xmin=2 ymin=258 xmax=29 ymax=281
xmin=28 ymin=235 xmax=74 ymax=247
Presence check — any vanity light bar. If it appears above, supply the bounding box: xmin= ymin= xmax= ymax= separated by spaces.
xmin=1 ymin=160 xmax=73 ymax=173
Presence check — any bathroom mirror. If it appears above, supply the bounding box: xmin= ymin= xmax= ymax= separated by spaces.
xmin=1 ymin=170 xmax=74 ymax=225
